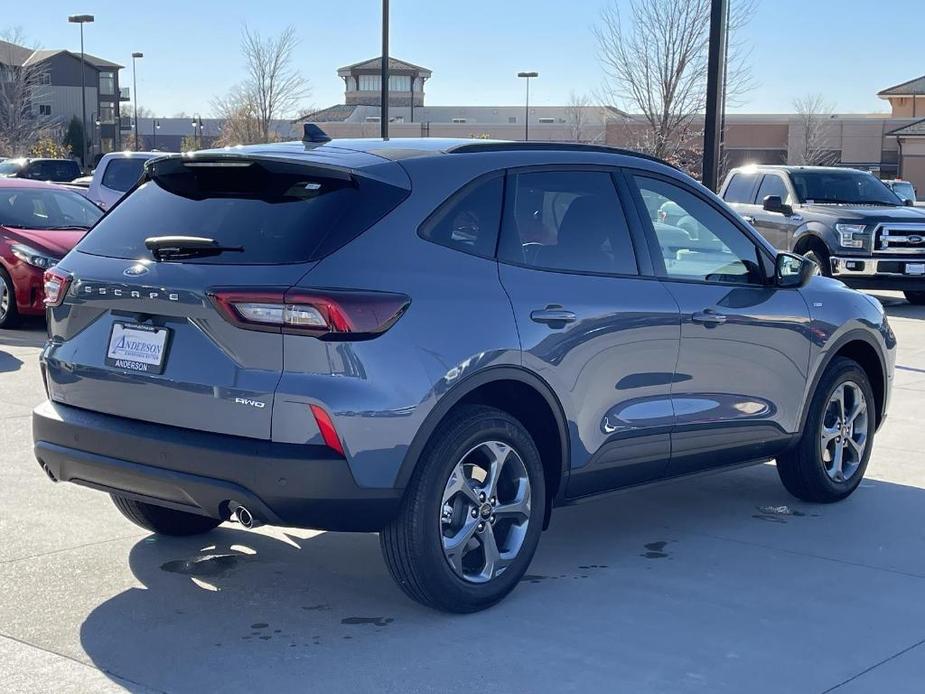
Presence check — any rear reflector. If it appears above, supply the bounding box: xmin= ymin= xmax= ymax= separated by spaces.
xmin=208 ymin=287 xmax=409 ymax=339
xmin=310 ymin=404 xmax=344 ymax=456
xmin=43 ymin=268 xmax=72 ymax=307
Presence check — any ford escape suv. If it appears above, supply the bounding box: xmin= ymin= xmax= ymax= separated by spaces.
xmin=33 ymin=135 xmax=895 ymax=612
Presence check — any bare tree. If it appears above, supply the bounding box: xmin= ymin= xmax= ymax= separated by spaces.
xmin=0 ymin=29 xmax=56 ymax=156
xmin=793 ymin=93 xmax=837 ymax=165
xmin=212 ymin=85 xmax=265 ymax=147
xmin=594 ymin=0 xmax=757 ymax=162
xmin=566 ymin=91 xmax=592 ymax=142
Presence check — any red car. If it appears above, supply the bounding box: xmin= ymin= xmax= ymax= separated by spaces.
xmin=0 ymin=179 xmax=102 ymax=328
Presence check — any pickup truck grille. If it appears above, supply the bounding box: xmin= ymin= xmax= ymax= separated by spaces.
xmin=874 ymin=224 xmax=925 ymax=255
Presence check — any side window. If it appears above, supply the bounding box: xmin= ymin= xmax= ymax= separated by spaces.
xmin=633 ymin=175 xmax=763 ymax=285
xmin=498 ymin=170 xmax=637 ymax=276
xmin=723 ymin=173 xmax=758 ymax=204
xmin=755 ymin=174 xmax=790 ymax=205
xmin=101 ymin=158 xmax=146 ymax=192
xmin=419 ymin=175 xmax=503 ymax=258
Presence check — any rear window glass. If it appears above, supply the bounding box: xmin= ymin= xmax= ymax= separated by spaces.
xmin=723 ymin=173 xmax=757 ymax=203
xmin=30 ymin=160 xmax=81 ymax=182
xmin=101 ymin=158 xmax=147 ymax=192
xmin=77 ymin=158 xmax=408 ymax=264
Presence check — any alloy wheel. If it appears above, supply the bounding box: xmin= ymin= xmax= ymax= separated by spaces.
xmin=0 ymin=273 xmax=10 ymax=323
xmin=820 ymin=381 xmax=868 ymax=483
xmin=439 ymin=440 xmax=532 ymax=584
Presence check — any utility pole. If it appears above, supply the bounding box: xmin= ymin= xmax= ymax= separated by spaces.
xmin=702 ymin=0 xmax=728 ymax=191
xmin=380 ymin=0 xmax=389 ymax=139
xmin=131 ymin=52 xmax=143 ymax=150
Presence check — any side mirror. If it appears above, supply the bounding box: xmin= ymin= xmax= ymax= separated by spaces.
xmin=904 ymin=198 xmax=915 ymax=207
xmin=776 ymin=252 xmax=817 ymax=288
xmin=763 ymin=195 xmax=793 ymax=216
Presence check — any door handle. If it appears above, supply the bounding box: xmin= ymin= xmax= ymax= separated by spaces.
xmin=691 ymin=309 xmax=727 ymax=325
xmin=530 ymin=306 xmax=577 ymax=326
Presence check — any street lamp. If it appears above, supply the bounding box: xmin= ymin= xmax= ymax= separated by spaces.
xmin=191 ymin=114 xmax=203 ymax=149
xmin=517 ymin=71 xmax=538 ymax=142
xmin=131 ymin=51 xmax=143 ymax=151
xmin=68 ymin=14 xmax=95 ymax=171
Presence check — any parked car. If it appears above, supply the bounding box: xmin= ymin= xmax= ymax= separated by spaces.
xmin=86 ymin=151 xmax=169 ymax=210
xmin=0 ymin=179 xmax=103 ymax=328
xmin=0 ymin=157 xmax=82 ymax=184
xmin=883 ymin=179 xmax=921 ymax=206
xmin=33 ymin=137 xmax=895 ymax=612
xmin=721 ymin=165 xmax=925 ymax=304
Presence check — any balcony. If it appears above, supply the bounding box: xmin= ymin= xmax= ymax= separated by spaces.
xmin=120 ymin=87 xmax=130 ymax=102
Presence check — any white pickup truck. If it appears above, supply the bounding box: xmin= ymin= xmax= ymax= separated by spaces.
xmin=78 ymin=151 xmax=171 ymax=210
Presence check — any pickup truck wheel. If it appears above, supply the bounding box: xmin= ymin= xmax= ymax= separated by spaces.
xmin=380 ymin=405 xmax=545 ymax=613
xmin=0 ymin=267 xmax=21 ymax=329
xmin=803 ymin=245 xmax=831 ymax=278
xmin=776 ymin=357 xmax=874 ymax=503
xmin=110 ymin=494 xmax=222 ymax=536
xmin=904 ymin=291 xmax=925 ymax=305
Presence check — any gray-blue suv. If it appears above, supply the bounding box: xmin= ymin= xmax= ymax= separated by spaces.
xmin=33 ymin=134 xmax=896 ymax=612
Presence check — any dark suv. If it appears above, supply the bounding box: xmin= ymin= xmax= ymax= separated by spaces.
xmin=0 ymin=157 xmax=82 ymax=183
xmin=721 ymin=165 xmax=925 ymax=304
xmin=33 ymin=136 xmax=895 ymax=612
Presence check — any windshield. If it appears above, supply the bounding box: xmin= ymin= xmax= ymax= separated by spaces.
xmin=0 ymin=161 xmax=24 ymax=176
xmin=789 ymin=170 xmax=902 ymax=206
xmin=0 ymin=188 xmax=103 ymax=229
xmin=891 ymin=182 xmax=916 ymax=201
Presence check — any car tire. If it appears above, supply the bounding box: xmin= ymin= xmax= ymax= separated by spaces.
xmin=380 ymin=405 xmax=546 ymax=613
xmin=776 ymin=357 xmax=875 ymax=503
xmin=904 ymin=291 xmax=925 ymax=305
xmin=110 ymin=494 xmax=222 ymax=536
xmin=803 ymin=244 xmax=831 ymax=278
xmin=0 ymin=267 xmax=21 ymax=329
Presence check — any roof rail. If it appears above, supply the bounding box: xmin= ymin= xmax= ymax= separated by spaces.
xmin=446 ymin=140 xmax=676 ymax=168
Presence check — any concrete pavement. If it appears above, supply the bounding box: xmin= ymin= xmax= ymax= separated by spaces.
xmin=1 ymin=295 xmax=924 ymax=693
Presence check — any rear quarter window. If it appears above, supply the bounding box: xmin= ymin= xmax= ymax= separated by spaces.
xmin=76 ymin=157 xmax=409 ymax=264
xmin=418 ymin=174 xmax=503 ymax=258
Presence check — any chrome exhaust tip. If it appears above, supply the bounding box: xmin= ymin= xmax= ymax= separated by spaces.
xmin=233 ymin=505 xmax=256 ymax=529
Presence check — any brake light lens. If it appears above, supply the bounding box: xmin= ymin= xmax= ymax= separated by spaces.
xmin=43 ymin=268 xmax=72 ymax=307
xmin=208 ymin=287 xmax=409 ymax=339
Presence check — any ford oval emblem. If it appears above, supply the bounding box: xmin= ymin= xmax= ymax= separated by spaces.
xmin=909 ymin=235 xmax=923 ymax=245
xmin=123 ymin=264 xmax=149 ymax=277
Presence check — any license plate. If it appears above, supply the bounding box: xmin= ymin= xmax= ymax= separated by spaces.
xmin=906 ymin=263 xmax=925 ymax=276
xmin=105 ymin=323 xmax=170 ymax=374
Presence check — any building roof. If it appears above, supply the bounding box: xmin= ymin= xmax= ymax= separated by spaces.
xmin=0 ymin=39 xmax=123 ymax=70
xmin=296 ymin=104 xmax=360 ymax=123
xmin=878 ymin=75 xmax=925 ymax=98
xmin=337 ymin=57 xmax=432 ymax=77
xmin=887 ymin=118 xmax=925 ymax=138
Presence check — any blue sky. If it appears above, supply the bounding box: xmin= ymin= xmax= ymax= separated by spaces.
xmin=5 ymin=0 xmax=921 ymax=116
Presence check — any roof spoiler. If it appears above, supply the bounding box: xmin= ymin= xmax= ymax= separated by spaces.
xmin=303 ymin=124 xmax=331 ymax=144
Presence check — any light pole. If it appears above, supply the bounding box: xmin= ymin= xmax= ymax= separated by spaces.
xmin=68 ymin=14 xmax=94 ymax=171
xmin=152 ymin=119 xmax=160 ymax=149
xmin=191 ymin=114 xmax=203 ymax=149
xmin=702 ymin=0 xmax=729 ymax=191
xmin=517 ymin=71 xmax=538 ymax=142
xmin=131 ymin=51 xmax=143 ymax=150
xmin=380 ymin=0 xmax=389 ymax=139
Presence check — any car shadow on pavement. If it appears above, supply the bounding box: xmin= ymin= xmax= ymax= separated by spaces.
xmin=76 ymin=463 xmax=925 ymax=693
xmin=871 ymin=292 xmax=925 ymax=321
xmin=0 ymin=350 xmax=23 ymax=373
xmin=0 ymin=318 xmax=48 ymax=349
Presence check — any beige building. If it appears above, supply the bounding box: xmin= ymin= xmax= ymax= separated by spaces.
xmin=300 ymin=61 xmax=925 ymax=200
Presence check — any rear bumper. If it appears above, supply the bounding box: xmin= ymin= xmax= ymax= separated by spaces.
xmin=831 ymin=256 xmax=925 ymax=290
xmin=32 ymin=400 xmax=402 ymax=532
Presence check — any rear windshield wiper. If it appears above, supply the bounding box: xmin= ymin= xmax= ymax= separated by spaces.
xmin=144 ymin=235 xmax=244 ymax=261
xmin=45 ymin=225 xmax=91 ymax=230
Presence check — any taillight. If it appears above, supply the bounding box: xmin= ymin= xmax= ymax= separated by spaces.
xmin=43 ymin=268 xmax=72 ymax=307
xmin=208 ymin=287 xmax=410 ymax=339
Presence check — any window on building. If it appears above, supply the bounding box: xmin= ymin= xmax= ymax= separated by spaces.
xmin=389 ymin=75 xmax=410 ymax=91
xmin=38 ymin=104 xmax=51 ymax=116
xmin=99 ymin=104 xmax=115 ymax=124
xmin=99 ymin=71 xmax=115 ymax=95
xmin=365 ymin=116 xmax=381 ymax=123
xmin=359 ymin=75 xmax=380 ymax=92
xmin=452 ymin=118 xmax=467 ymax=124
xmin=538 ymin=117 xmax=555 ymax=124
xmin=38 ymin=71 xmax=51 ymax=85
xmin=508 ymin=116 xmax=517 ymax=124
xmin=499 ymin=170 xmax=639 ymax=276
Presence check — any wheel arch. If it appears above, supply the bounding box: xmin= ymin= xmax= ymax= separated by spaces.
xmin=395 ymin=366 xmax=571 ymax=520
xmin=799 ymin=329 xmax=887 ymax=433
